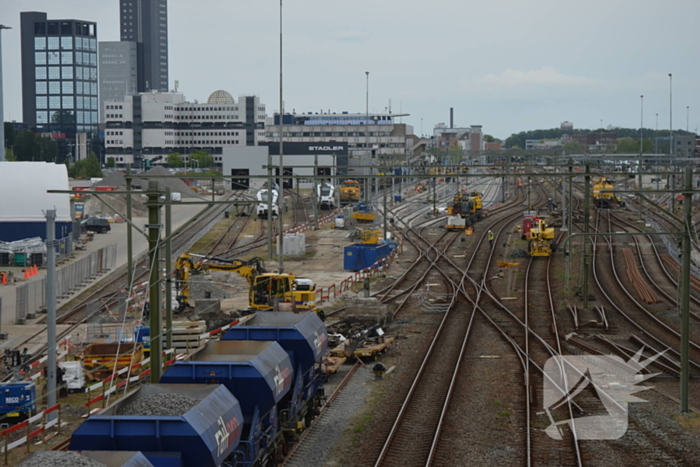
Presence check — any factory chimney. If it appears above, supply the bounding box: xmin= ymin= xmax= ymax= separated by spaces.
xmin=450 ymin=108 xmax=454 ymax=129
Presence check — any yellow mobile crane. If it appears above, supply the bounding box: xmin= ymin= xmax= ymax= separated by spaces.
xmin=174 ymin=254 xmax=317 ymax=314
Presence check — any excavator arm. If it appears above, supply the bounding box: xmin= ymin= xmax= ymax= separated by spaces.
xmin=175 ymin=254 xmax=266 ymax=312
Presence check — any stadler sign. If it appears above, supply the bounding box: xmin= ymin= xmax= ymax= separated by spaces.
xmin=264 ymin=142 xmax=348 ymax=156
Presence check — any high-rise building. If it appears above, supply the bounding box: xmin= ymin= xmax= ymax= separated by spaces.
xmin=120 ymin=0 xmax=168 ymax=92
xmin=98 ymin=41 xmax=137 ymax=122
xmin=20 ymin=12 xmax=99 ymax=140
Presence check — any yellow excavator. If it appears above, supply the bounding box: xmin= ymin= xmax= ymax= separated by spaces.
xmin=174 ymin=254 xmax=317 ymax=314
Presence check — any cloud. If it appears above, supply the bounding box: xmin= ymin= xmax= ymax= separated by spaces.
xmin=478 ymin=66 xmax=603 ymax=87
xmin=332 ymin=30 xmax=368 ymax=42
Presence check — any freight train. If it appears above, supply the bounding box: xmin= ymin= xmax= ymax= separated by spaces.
xmin=69 ymin=312 xmax=328 ymax=467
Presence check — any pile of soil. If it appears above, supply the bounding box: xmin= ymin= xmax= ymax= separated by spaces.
xmin=84 ymin=193 xmax=148 ymax=218
xmin=96 ymin=167 xmax=204 ymax=199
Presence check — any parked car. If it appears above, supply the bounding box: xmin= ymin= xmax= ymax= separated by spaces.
xmin=81 ymin=217 xmax=111 ymax=234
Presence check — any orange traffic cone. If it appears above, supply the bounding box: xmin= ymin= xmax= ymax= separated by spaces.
xmin=23 ymin=269 xmax=30 ymax=279
xmin=33 ymin=264 xmax=38 ymax=275
xmin=1 ymin=273 xmax=6 ymax=285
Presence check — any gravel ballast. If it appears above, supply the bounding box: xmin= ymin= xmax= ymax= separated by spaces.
xmin=117 ymin=393 xmax=200 ymax=416
xmin=20 ymin=451 xmax=106 ymax=467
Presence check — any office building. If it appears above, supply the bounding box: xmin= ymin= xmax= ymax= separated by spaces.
xmin=98 ymin=41 xmax=137 ymax=122
xmin=104 ymin=90 xmax=266 ymax=166
xmin=20 ymin=12 xmax=99 ymax=144
xmin=120 ymin=0 xmax=168 ymax=92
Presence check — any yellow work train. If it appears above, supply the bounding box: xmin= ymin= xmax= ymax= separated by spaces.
xmin=593 ymin=177 xmax=616 ymax=208
xmin=522 ymin=218 xmax=556 ymax=257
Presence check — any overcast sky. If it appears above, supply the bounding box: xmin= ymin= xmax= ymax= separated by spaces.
xmin=2 ymin=0 xmax=699 ymax=140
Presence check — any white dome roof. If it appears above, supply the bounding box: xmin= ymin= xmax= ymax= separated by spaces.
xmin=207 ymin=90 xmax=235 ymax=104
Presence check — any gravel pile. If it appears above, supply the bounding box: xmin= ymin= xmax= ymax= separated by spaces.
xmin=20 ymin=451 xmax=106 ymax=467
xmin=95 ymin=171 xmax=126 ymax=187
xmin=117 ymin=393 xmax=200 ymax=416
xmin=286 ymin=366 xmax=373 ymax=467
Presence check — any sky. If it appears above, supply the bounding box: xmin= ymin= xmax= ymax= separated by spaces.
xmin=1 ymin=0 xmax=699 ymax=140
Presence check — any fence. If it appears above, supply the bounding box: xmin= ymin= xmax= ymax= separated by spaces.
xmin=1 ymin=404 xmax=61 ymax=461
xmin=15 ymin=244 xmax=117 ymax=324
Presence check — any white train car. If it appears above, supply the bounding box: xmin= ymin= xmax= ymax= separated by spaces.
xmin=317 ymin=182 xmax=335 ymax=210
xmin=256 ymin=183 xmax=280 ymax=219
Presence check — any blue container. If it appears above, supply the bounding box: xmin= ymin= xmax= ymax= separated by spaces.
xmin=79 ymin=451 xmax=155 ymax=467
xmin=394 ymin=195 xmax=402 ymax=202
xmin=222 ymin=312 xmax=327 ymax=382
xmin=69 ymin=384 xmax=243 ymax=467
xmin=160 ymin=341 xmax=292 ymax=423
xmin=344 ymin=245 xmax=369 ymax=271
xmin=0 ymin=382 xmax=36 ymax=423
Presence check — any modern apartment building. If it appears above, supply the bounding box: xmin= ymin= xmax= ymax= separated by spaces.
xmin=104 ymin=90 xmax=266 ymax=166
xmin=98 ymin=41 xmax=138 ymax=122
xmin=20 ymin=12 xmax=99 ymax=141
xmin=120 ymin=0 xmax=168 ymax=92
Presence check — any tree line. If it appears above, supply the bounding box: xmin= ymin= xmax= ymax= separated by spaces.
xmin=504 ymin=127 xmax=697 ymax=150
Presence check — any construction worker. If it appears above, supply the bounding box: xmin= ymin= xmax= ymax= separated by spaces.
xmin=488 ymin=230 xmax=495 ymax=249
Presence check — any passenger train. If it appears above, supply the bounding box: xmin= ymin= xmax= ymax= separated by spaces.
xmin=256 ymin=183 xmax=280 ymax=219
xmin=317 ymin=182 xmax=335 ymax=210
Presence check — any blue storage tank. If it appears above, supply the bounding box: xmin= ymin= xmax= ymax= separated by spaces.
xmin=69 ymin=384 xmax=243 ymax=467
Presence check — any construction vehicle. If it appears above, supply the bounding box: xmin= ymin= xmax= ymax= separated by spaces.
xmin=445 ymin=191 xmax=485 ymax=230
xmin=174 ymin=254 xmax=317 ymax=314
xmin=522 ymin=217 xmax=556 ymax=257
xmin=317 ymin=182 xmax=335 ymax=210
xmin=592 ymin=177 xmax=616 ymax=208
xmin=339 ymin=180 xmax=361 ymax=205
xmin=352 ymin=203 xmax=377 ymax=224
xmin=256 ymin=182 xmax=280 ymax=219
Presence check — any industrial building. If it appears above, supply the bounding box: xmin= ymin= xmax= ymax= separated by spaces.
xmin=104 ymin=90 xmax=266 ymax=166
xmin=221 ymin=143 xmax=347 ymax=191
xmin=0 ymin=162 xmax=72 ymax=242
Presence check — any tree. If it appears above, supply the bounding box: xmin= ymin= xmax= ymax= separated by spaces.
xmin=4 ymin=148 xmax=17 ymax=161
xmin=189 ymin=149 xmax=214 ymax=169
xmin=562 ymin=141 xmax=586 ymax=153
xmin=13 ymin=131 xmax=38 ymax=161
xmin=167 ymin=152 xmax=183 ymax=168
xmin=105 ymin=157 xmax=116 ymax=168
xmin=484 ymin=134 xmax=496 ymax=143
xmin=68 ymin=153 xmax=103 ymax=179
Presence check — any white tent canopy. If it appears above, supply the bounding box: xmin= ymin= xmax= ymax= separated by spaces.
xmin=0 ymin=162 xmax=71 ymax=223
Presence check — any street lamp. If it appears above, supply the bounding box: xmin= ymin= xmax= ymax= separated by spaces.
xmin=655 ymin=113 xmax=658 ymax=154
xmin=0 ymin=24 xmax=11 ymax=162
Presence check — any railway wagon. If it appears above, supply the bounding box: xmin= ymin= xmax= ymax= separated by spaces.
xmin=69 ymin=384 xmax=244 ymax=467
xmin=69 ymin=312 xmax=329 ymax=467
xmin=160 ymin=340 xmax=293 ymax=467
xmin=222 ymin=312 xmax=328 ymax=428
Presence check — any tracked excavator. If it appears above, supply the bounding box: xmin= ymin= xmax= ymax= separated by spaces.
xmin=174 ymin=254 xmax=317 ymax=314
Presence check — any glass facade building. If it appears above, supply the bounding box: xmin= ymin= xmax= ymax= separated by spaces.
xmin=21 ymin=12 xmax=98 ymax=135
